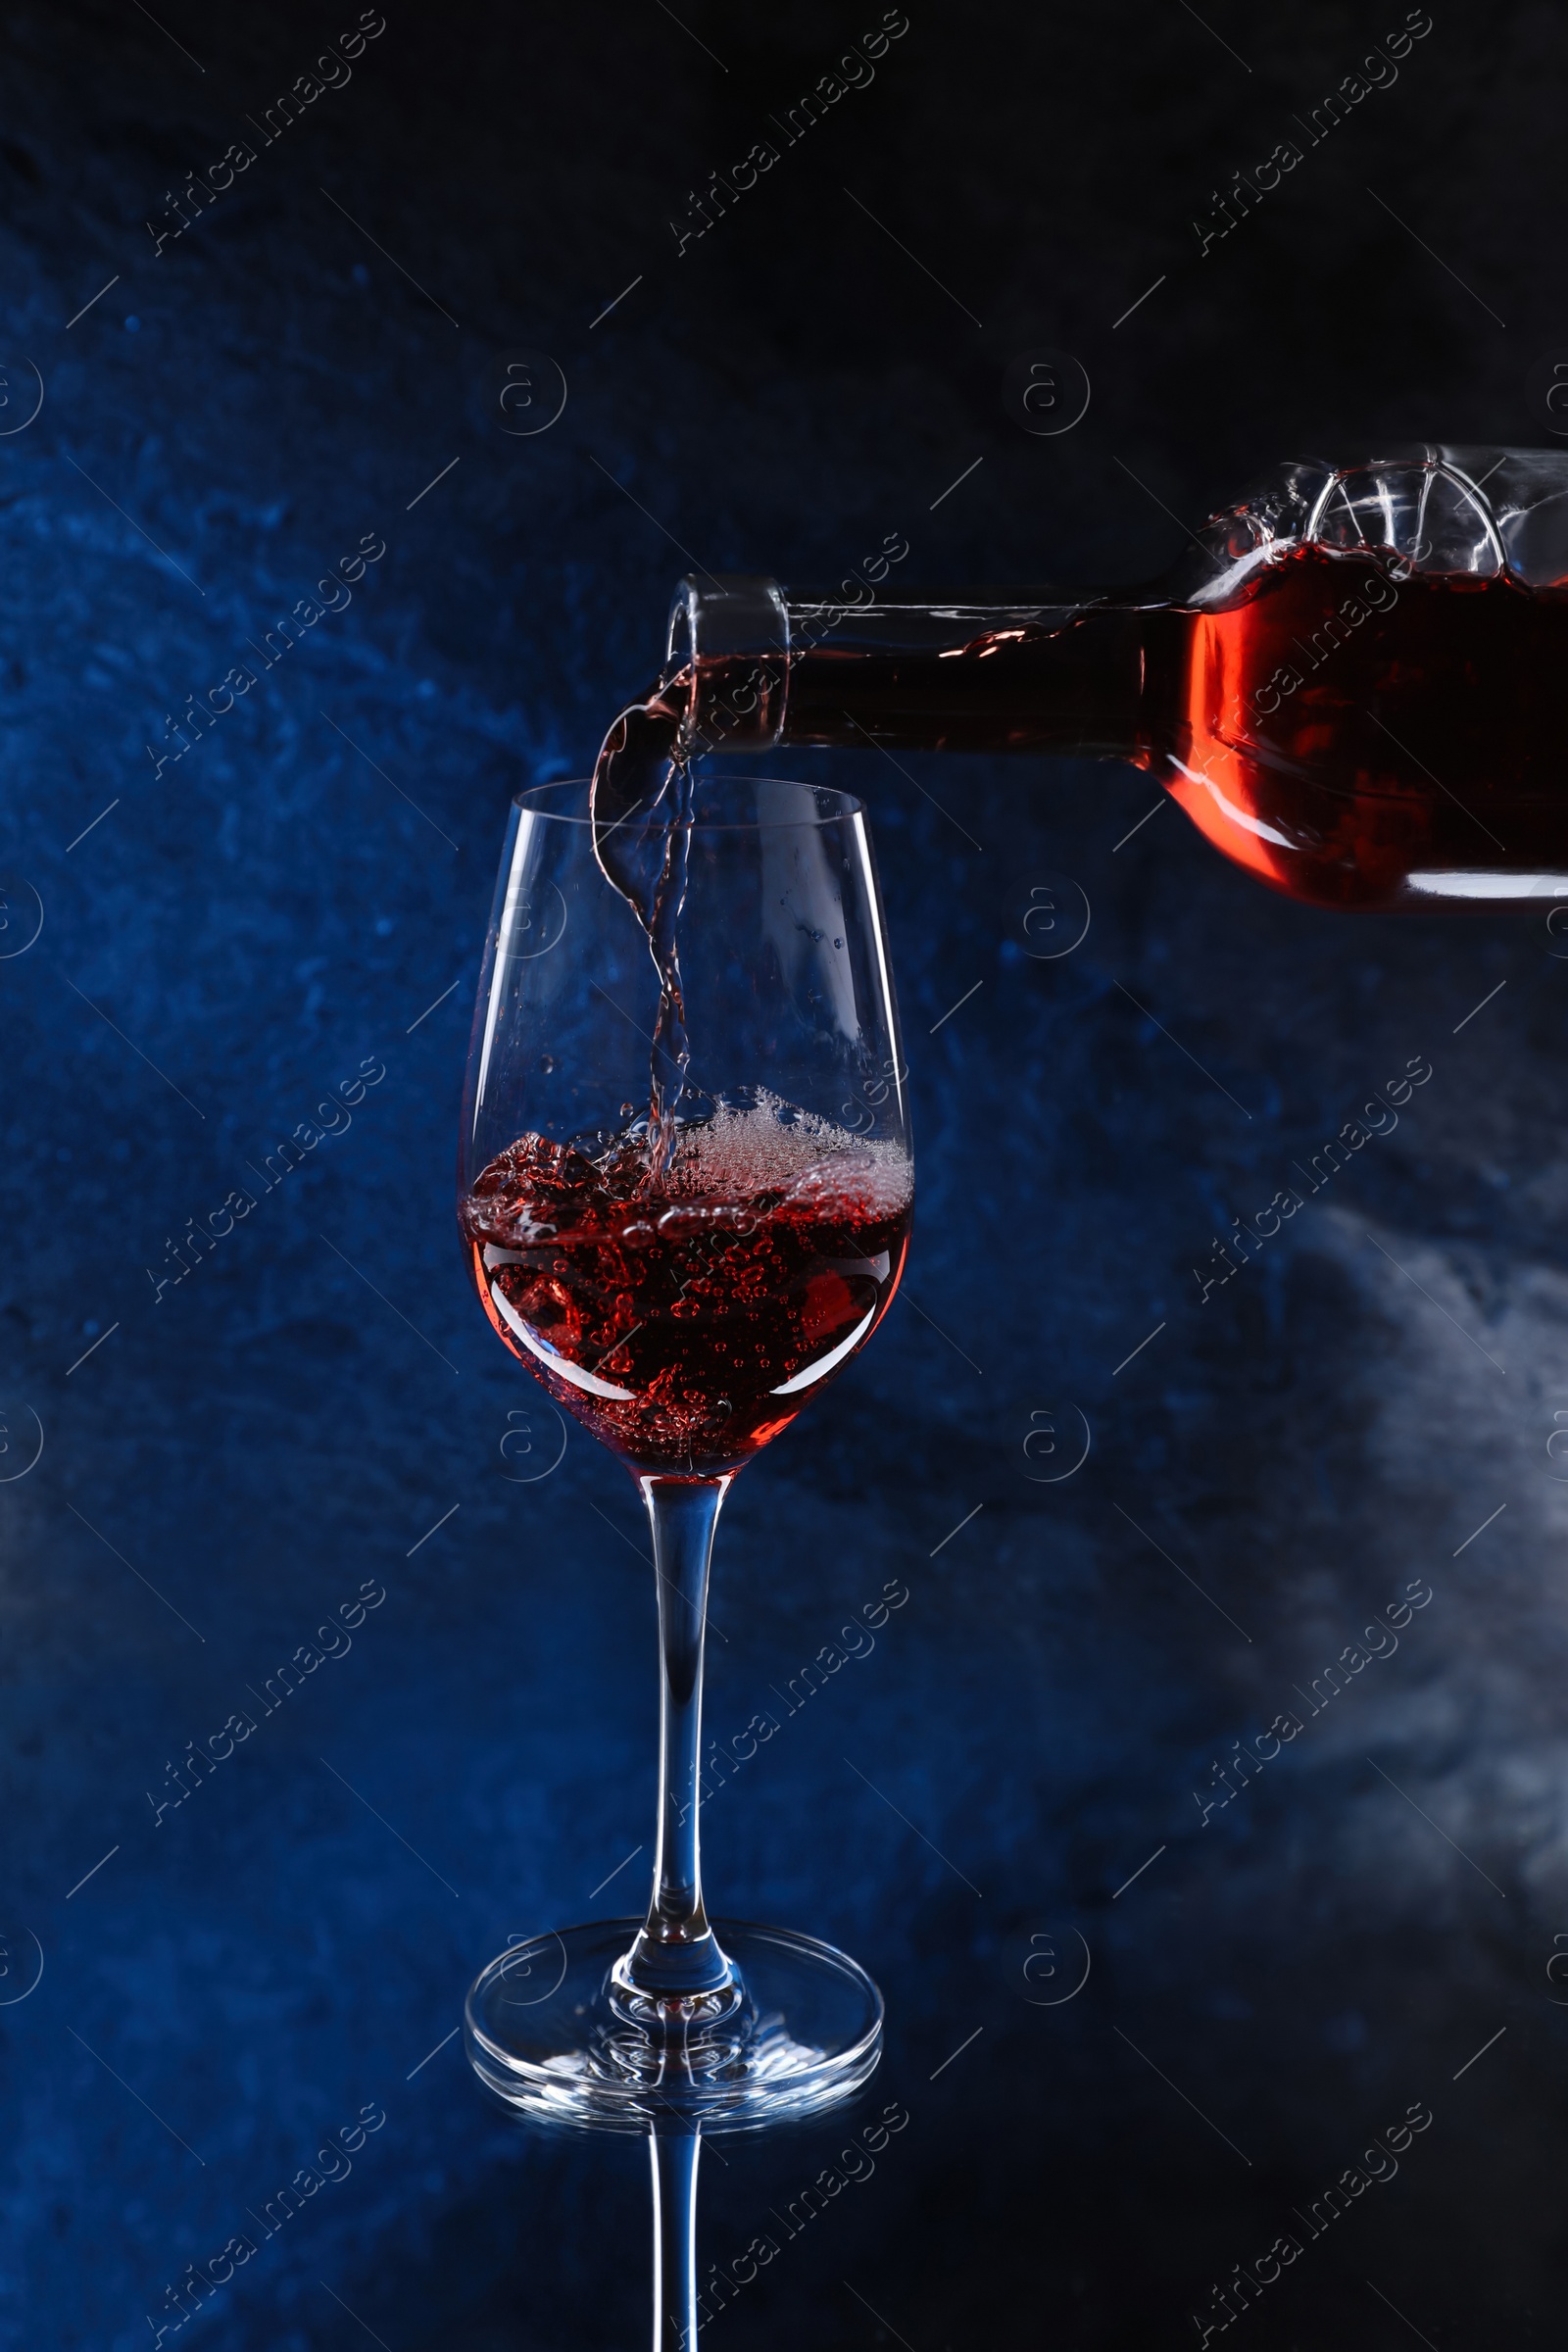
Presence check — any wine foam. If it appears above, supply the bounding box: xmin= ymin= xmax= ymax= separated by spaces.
xmin=665 ymin=1092 xmax=912 ymax=1216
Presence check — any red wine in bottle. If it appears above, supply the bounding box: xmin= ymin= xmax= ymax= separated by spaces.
xmin=594 ymin=448 xmax=1568 ymax=913
xmin=460 ymin=1102 xmax=912 ymax=1475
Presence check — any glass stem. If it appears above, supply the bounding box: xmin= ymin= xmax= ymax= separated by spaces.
xmin=625 ymin=1475 xmax=734 ymax=1997
xmin=649 ymin=2123 xmax=700 ymax=2352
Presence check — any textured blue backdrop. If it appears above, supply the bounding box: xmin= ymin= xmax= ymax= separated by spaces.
xmin=2 ymin=3 xmax=1565 ymax=2345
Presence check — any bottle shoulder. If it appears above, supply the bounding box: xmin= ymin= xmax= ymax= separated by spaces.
xmin=1167 ymin=447 xmax=1568 ymax=608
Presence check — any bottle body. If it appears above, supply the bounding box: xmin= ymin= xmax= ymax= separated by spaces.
xmin=662 ymin=447 xmax=1568 ymax=912
xmin=1144 ymin=541 xmax=1568 ymax=909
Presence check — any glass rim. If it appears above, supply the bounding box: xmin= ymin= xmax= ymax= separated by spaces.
xmin=512 ymin=775 xmax=866 ymax=829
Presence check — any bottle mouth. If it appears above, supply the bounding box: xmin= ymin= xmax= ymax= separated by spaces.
xmin=665 ymin=573 xmax=789 ymax=668
xmin=666 ymin=575 xmax=790 ymax=751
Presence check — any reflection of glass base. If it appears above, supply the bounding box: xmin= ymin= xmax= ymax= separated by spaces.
xmin=465 ymin=1919 xmax=883 ymax=2131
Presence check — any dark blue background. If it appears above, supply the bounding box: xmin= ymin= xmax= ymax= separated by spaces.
xmin=3 ymin=3 xmax=1565 ymax=2344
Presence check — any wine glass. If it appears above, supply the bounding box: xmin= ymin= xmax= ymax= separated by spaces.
xmin=457 ymin=774 xmax=912 ymax=2128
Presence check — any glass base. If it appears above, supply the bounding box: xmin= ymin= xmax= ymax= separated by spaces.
xmin=464 ymin=1918 xmax=883 ymax=2131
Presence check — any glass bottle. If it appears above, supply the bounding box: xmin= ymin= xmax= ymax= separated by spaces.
xmin=644 ymin=446 xmax=1568 ymax=912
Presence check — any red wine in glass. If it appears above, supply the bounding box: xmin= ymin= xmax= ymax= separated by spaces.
xmin=461 ymin=1108 xmax=911 ymax=1474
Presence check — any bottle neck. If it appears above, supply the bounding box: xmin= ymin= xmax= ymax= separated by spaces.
xmin=777 ymin=588 xmax=1147 ymax=757
xmin=666 ymin=574 xmax=1149 ymax=760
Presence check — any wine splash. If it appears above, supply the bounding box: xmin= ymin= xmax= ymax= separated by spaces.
xmin=588 ymin=681 xmax=697 ymax=1172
